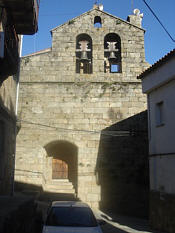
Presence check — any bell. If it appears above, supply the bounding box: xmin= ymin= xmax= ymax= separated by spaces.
xmin=80 ymin=51 xmax=89 ymax=62
xmin=108 ymin=51 xmax=117 ymax=61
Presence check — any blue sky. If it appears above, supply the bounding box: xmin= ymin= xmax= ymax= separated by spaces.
xmin=22 ymin=0 xmax=175 ymax=64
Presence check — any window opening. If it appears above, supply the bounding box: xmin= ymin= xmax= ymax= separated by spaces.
xmin=155 ymin=101 xmax=164 ymax=126
xmin=104 ymin=33 xmax=121 ymax=73
xmin=0 ymin=32 xmax=4 ymax=58
xmin=94 ymin=16 xmax=102 ymax=28
xmin=76 ymin=34 xmax=92 ymax=74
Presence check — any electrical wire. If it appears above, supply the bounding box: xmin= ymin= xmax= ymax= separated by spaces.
xmin=131 ymin=0 xmax=134 ymax=12
xmin=39 ymin=12 xmax=81 ymax=17
xmin=142 ymin=0 xmax=175 ymax=42
xmin=17 ymin=118 xmax=147 ymax=137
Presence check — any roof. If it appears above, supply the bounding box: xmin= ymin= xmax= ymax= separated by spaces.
xmin=51 ymin=201 xmax=89 ymax=208
xmin=22 ymin=48 xmax=51 ymax=58
xmin=51 ymin=8 xmax=145 ymax=33
xmin=138 ymin=49 xmax=175 ymax=79
xmin=0 ymin=0 xmax=39 ymax=35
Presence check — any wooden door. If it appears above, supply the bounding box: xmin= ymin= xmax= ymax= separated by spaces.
xmin=52 ymin=158 xmax=68 ymax=179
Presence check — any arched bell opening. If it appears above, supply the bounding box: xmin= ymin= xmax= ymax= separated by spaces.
xmin=76 ymin=33 xmax=93 ymax=74
xmin=104 ymin=33 xmax=121 ymax=73
xmin=44 ymin=140 xmax=78 ymax=194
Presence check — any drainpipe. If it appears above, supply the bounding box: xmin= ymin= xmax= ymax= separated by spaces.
xmin=15 ymin=35 xmax=23 ymax=115
xmin=11 ymin=35 xmax=23 ymax=196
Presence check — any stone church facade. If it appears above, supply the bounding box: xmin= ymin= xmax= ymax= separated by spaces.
xmin=15 ymin=5 xmax=149 ymax=211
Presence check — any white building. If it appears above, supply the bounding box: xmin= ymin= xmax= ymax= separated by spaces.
xmin=139 ymin=49 xmax=175 ymax=233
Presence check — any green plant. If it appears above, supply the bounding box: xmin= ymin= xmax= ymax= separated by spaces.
xmin=68 ymin=20 xmax=75 ymax=25
xmin=24 ymin=57 xmax=30 ymax=65
xmin=116 ymin=19 xmax=121 ymax=25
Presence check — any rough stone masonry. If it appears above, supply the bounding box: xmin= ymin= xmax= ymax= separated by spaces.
xmin=15 ymin=6 xmax=149 ymax=210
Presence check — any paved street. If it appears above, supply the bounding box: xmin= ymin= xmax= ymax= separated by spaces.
xmin=94 ymin=209 xmax=153 ymax=233
xmin=36 ymin=201 xmax=155 ymax=233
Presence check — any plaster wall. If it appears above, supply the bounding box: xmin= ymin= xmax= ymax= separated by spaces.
xmin=148 ymin=79 xmax=175 ymax=155
xmin=141 ymin=54 xmax=175 ymax=232
xmin=150 ymin=155 xmax=175 ymax=193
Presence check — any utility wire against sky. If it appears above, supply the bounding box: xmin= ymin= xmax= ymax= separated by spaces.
xmin=25 ymin=0 xmax=174 ymax=61
xmin=131 ymin=0 xmax=134 ymax=12
xmin=142 ymin=0 xmax=175 ymax=43
xmin=38 ymin=0 xmax=175 ymax=44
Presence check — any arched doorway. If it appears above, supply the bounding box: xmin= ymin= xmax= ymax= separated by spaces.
xmin=44 ymin=140 xmax=78 ymax=194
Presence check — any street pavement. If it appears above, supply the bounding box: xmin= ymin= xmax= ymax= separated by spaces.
xmin=36 ymin=200 xmax=156 ymax=233
xmin=94 ymin=209 xmax=154 ymax=233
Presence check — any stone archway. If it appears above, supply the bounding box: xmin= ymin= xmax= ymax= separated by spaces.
xmin=44 ymin=140 xmax=78 ymax=194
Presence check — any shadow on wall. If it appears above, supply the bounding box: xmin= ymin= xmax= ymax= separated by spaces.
xmin=0 ymin=94 xmax=16 ymax=195
xmin=95 ymin=111 xmax=149 ymax=218
xmin=14 ymin=181 xmax=80 ymax=233
xmin=15 ymin=181 xmax=79 ymax=203
xmin=0 ymin=83 xmax=16 ymax=116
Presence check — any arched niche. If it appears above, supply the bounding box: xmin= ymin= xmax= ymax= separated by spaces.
xmin=44 ymin=140 xmax=78 ymax=193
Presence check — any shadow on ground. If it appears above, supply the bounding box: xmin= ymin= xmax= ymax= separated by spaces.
xmin=99 ymin=211 xmax=152 ymax=233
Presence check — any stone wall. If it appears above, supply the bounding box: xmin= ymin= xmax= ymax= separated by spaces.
xmin=16 ymin=8 xmax=149 ymax=209
xmin=0 ymin=76 xmax=17 ymax=195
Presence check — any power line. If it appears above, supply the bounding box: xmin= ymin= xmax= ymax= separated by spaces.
xmin=131 ymin=0 xmax=134 ymax=12
xmin=39 ymin=12 xmax=81 ymax=17
xmin=18 ymin=119 xmax=147 ymax=137
xmin=142 ymin=0 xmax=175 ymax=42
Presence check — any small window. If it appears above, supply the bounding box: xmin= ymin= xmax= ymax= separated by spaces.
xmin=94 ymin=16 xmax=102 ymax=28
xmin=155 ymin=101 xmax=164 ymax=127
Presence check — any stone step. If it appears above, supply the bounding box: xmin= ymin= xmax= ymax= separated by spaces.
xmin=43 ymin=185 xmax=75 ymax=194
xmin=50 ymin=179 xmax=70 ymax=183
xmin=43 ymin=179 xmax=76 ymax=194
xmin=48 ymin=179 xmax=73 ymax=185
xmin=44 ymin=188 xmax=75 ymax=194
xmin=45 ymin=183 xmax=74 ymax=190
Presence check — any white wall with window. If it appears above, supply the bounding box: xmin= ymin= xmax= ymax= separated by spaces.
xmin=139 ymin=50 xmax=175 ymax=194
xmin=148 ymin=79 xmax=175 ymax=155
